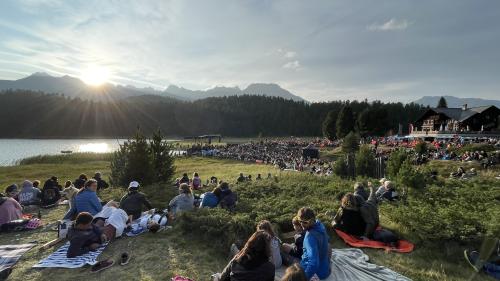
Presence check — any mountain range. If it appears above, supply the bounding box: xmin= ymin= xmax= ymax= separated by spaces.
xmin=413 ymin=95 xmax=500 ymax=108
xmin=0 ymin=72 xmax=305 ymax=102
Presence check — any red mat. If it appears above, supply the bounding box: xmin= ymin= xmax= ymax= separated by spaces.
xmin=335 ymin=229 xmax=414 ymax=253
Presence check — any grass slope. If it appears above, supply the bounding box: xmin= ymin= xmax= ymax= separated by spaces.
xmin=0 ymin=156 xmax=497 ymax=281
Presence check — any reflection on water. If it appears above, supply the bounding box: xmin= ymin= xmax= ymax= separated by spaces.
xmin=79 ymin=143 xmax=110 ymax=153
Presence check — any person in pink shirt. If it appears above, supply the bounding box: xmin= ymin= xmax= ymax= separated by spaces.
xmin=0 ymin=193 xmax=23 ymax=226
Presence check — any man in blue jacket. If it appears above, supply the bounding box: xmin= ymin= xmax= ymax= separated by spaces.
xmin=297 ymin=207 xmax=331 ymax=280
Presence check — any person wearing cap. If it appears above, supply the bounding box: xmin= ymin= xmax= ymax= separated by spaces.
xmin=75 ymin=179 xmax=102 ymax=216
xmin=5 ymin=184 xmax=19 ymax=201
xmin=120 ymin=181 xmax=153 ymax=221
xmin=297 ymin=207 xmax=331 ymax=280
xmin=18 ymin=180 xmax=41 ymax=206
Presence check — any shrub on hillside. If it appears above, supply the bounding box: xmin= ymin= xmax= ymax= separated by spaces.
xmin=455 ymin=143 xmax=496 ymax=154
xmin=333 ymin=155 xmax=349 ymax=178
xmin=341 ymin=131 xmax=360 ymax=153
xmin=355 ymin=145 xmax=376 ymax=177
xmin=397 ymin=159 xmax=426 ymax=190
xmin=110 ymin=129 xmax=175 ymax=187
xmin=414 ymin=141 xmax=427 ymax=155
xmin=386 ymin=148 xmax=409 ymax=178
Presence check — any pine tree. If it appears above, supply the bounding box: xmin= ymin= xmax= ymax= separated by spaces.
xmin=355 ymin=145 xmax=376 ymax=177
xmin=149 ymin=129 xmax=175 ymax=183
xmin=336 ymin=105 xmax=356 ymax=139
xmin=322 ymin=110 xmax=337 ymax=140
xmin=437 ymin=97 xmax=448 ymax=108
xmin=341 ymin=131 xmax=360 ymax=153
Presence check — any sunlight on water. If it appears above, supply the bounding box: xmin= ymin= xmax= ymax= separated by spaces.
xmin=78 ymin=143 xmax=110 ymax=153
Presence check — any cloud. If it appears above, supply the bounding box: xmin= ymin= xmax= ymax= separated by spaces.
xmin=367 ymin=18 xmax=410 ymax=31
xmin=284 ymin=51 xmax=297 ymax=58
xmin=282 ymin=60 xmax=301 ymax=70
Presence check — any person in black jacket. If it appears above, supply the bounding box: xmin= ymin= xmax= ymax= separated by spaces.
xmin=281 ymin=216 xmax=305 ymax=265
xmin=67 ymin=212 xmax=104 ymax=258
xmin=119 ymin=181 xmax=152 ymax=220
xmin=332 ymin=193 xmax=366 ymax=237
xmin=220 ymin=230 xmax=275 ymax=281
xmin=73 ymin=174 xmax=88 ymax=189
xmin=93 ymin=172 xmax=109 ymax=190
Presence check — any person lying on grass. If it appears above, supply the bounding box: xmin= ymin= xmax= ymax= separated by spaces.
xmin=168 ymin=183 xmax=194 ymax=219
xmin=257 ymin=220 xmax=282 ymax=269
xmin=297 ymin=207 xmax=331 ymax=280
xmin=220 ymin=230 xmax=275 ymax=281
xmin=120 ymin=181 xmax=153 ymax=221
xmin=67 ymin=212 xmax=104 ymax=258
xmin=281 ymin=216 xmax=305 ymax=266
xmin=93 ymin=201 xmax=129 ymax=240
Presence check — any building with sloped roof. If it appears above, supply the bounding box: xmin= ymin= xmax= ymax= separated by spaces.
xmin=411 ymin=104 xmax=500 ymax=137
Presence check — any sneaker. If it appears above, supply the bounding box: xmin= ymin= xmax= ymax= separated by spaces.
xmin=464 ymin=250 xmax=481 ymax=272
xmin=91 ymin=259 xmax=114 ymax=273
xmin=120 ymin=253 xmax=130 ymax=266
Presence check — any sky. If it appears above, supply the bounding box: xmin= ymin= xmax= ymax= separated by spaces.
xmin=0 ymin=0 xmax=499 ymax=102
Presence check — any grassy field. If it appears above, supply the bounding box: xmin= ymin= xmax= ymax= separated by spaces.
xmin=0 ymin=156 xmax=497 ymax=281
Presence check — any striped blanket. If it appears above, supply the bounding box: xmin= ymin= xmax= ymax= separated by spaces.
xmin=0 ymin=243 xmax=35 ymax=272
xmin=33 ymin=242 xmax=107 ymax=268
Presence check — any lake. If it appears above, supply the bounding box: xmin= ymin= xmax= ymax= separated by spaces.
xmin=0 ymin=139 xmax=128 ymax=166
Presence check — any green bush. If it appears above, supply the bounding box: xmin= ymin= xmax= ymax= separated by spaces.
xmin=414 ymin=141 xmax=428 ymax=155
xmin=355 ymin=145 xmax=376 ymax=177
xmin=341 ymin=131 xmax=360 ymax=153
xmin=397 ymin=159 xmax=426 ymax=190
xmin=386 ymin=148 xmax=408 ymax=178
xmin=110 ymin=129 xmax=175 ymax=187
xmin=333 ymin=155 xmax=349 ymax=178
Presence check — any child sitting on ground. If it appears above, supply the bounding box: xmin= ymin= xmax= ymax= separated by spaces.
xmin=281 ymin=216 xmax=305 ymax=265
xmin=257 ymin=220 xmax=282 ymax=269
xmin=67 ymin=212 xmax=104 ymax=258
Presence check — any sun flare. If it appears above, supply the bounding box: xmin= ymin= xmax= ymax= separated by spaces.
xmin=80 ymin=66 xmax=111 ymax=86
xmin=78 ymin=143 xmax=110 ymax=153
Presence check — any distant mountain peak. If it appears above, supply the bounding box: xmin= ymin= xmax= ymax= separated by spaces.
xmin=29 ymin=72 xmax=52 ymax=77
xmin=413 ymin=95 xmax=500 ymax=108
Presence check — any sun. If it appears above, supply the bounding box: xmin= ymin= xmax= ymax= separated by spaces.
xmin=80 ymin=66 xmax=111 ymax=86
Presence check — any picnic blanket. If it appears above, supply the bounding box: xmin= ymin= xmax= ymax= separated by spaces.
xmin=275 ymin=248 xmax=412 ymax=281
xmin=32 ymin=242 xmax=107 ymax=268
xmin=0 ymin=243 xmax=35 ymax=272
xmin=335 ymin=229 xmax=414 ymax=253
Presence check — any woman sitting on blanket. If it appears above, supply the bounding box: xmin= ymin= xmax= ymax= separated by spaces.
xmin=67 ymin=212 xmax=104 ymax=258
xmin=281 ymin=216 xmax=305 ymax=265
xmin=220 ymin=231 xmax=275 ymax=281
xmin=297 ymin=207 xmax=331 ymax=280
xmin=0 ymin=192 xmax=22 ymax=226
xmin=257 ymin=220 xmax=282 ymax=268
xmin=168 ymin=183 xmax=194 ymax=218
xmin=332 ymin=193 xmax=366 ymax=237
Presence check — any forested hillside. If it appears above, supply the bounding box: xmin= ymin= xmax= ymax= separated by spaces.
xmin=0 ymin=90 xmax=425 ymax=138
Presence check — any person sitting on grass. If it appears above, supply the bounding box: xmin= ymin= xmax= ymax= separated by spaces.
xmin=0 ymin=192 xmax=22 ymax=226
xmin=376 ymin=181 xmax=399 ymax=202
xmin=297 ymin=207 xmax=331 ymax=280
xmin=67 ymin=212 xmax=104 ymax=258
xmin=18 ymin=180 xmax=41 ymax=206
xmin=281 ymin=216 xmax=305 ymax=265
xmin=375 ymin=178 xmax=386 ymax=198
xmin=73 ymin=174 xmax=88 ymax=189
xmin=168 ymin=183 xmax=194 ymax=218
xmin=257 ymin=220 xmax=282 ymax=269
xmin=41 ymin=177 xmax=61 ymax=207
xmin=332 ymin=193 xmax=366 ymax=237
xmin=93 ymin=172 xmax=109 ymax=190
xmin=5 ymin=184 xmax=19 ymax=201
xmin=256 ymin=174 xmax=263 ymax=181
xmin=353 ymin=182 xmax=369 ymax=201
xmin=220 ymin=230 xmax=275 ymax=281
xmin=281 ymin=263 xmax=307 ymax=281
xmin=191 ymin=172 xmax=202 ymax=190
xmin=219 ymin=182 xmax=237 ymax=211
xmin=120 ymin=181 xmax=153 ymax=221
xmin=74 ymin=179 xmax=102 ymax=216
xmin=179 ymin=173 xmax=190 ymax=185
xmin=199 ymin=187 xmax=222 ymax=208
xmin=236 ymin=173 xmax=246 ymax=183
xmin=464 ymin=238 xmax=500 ymax=279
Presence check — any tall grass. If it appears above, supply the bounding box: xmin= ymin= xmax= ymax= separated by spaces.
xmin=17 ymin=152 xmax=114 ymax=165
